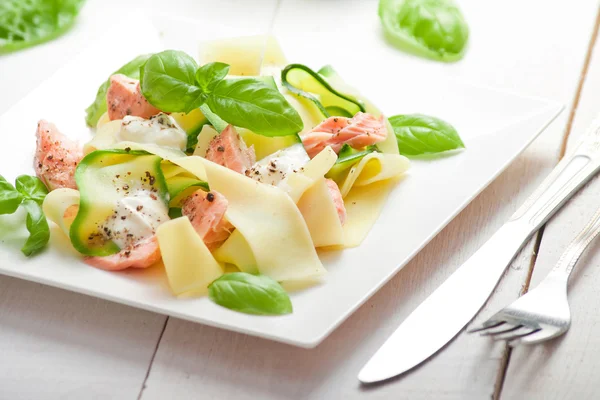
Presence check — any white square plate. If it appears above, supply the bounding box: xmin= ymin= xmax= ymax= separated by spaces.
xmin=0 ymin=15 xmax=561 ymax=347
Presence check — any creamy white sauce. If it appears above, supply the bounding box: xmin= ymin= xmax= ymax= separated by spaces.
xmin=104 ymin=190 xmax=169 ymax=248
xmin=117 ymin=113 xmax=187 ymax=150
xmin=247 ymin=143 xmax=310 ymax=187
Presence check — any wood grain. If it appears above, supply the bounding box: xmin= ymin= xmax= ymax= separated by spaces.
xmin=0 ymin=276 xmax=166 ymax=400
xmin=139 ymin=1 xmax=599 ymax=399
xmin=501 ymin=12 xmax=600 ymax=399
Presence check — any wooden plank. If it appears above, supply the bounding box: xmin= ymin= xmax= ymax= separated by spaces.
xmin=0 ymin=276 xmax=167 ymax=399
xmin=501 ymin=13 xmax=600 ymax=400
xmin=140 ymin=1 xmax=598 ymax=399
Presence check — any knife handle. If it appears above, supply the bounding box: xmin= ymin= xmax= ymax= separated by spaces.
xmin=509 ymin=120 xmax=600 ymax=230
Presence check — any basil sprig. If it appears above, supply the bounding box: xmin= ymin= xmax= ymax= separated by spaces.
xmin=208 ymin=272 xmax=293 ymax=316
xmin=0 ymin=175 xmax=50 ymax=256
xmin=389 ymin=114 xmax=465 ymax=156
xmin=140 ymin=50 xmax=303 ymax=137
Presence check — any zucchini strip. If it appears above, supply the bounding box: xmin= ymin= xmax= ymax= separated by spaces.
xmin=326 ymin=144 xmax=378 ymax=182
xmin=281 ymin=64 xmax=366 ymax=118
xmin=70 ymin=150 xmax=169 ymax=256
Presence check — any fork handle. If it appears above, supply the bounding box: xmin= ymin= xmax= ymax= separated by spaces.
xmin=548 ymin=204 xmax=600 ymax=280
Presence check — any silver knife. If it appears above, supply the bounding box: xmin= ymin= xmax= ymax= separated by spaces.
xmin=358 ymin=116 xmax=600 ymax=384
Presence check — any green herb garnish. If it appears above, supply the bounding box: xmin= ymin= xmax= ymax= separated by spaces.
xmin=378 ymin=0 xmax=469 ymax=62
xmin=140 ymin=50 xmax=303 ymax=137
xmin=208 ymin=272 xmax=293 ymax=316
xmin=0 ymin=0 xmax=86 ymax=55
xmin=389 ymin=113 xmax=465 ymax=156
xmin=0 ymin=174 xmax=50 ymax=256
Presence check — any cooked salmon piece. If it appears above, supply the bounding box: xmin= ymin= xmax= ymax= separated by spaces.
xmin=106 ymin=74 xmax=160 ymax=120
xmin=34 ymin=120 xmax=83 ymax=191
xmin=84 ymin=236 xmax=161 ymax=271
xmin=205 ymin=125 xmax=255 ymax=174
xmin=182 ymin=189 xmax=234 ymax=250
xmin=325 ymin=179 xmax=346 ymax=225
xmin=300 ymin=112 xmax=387 ymax=158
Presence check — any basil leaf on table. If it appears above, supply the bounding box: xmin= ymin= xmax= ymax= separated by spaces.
xmin=195 ymin=62 xmax=229 ymax=94
xmin=20 ymin=199 xmax=50 ymax=256
xmin=207 ymin=77 xmax=303 ymax=137
xmin=378 ymin=0 xmax=469 ymax=62
xmin=15 ymin=174 xmax=49 ymax=204
xmin=389 ymin=114 xmax=464 ymax=156
xmin=0 ymin=0 xmax=86 ymax=55
xmin=140 ymin=50 xmax=206 ymax=113
xmin=0 ymin=175 xmax=23 ymax=215
xmin=208 ymin=272 xmax=293 ymax=316
xmin=85 ymin=53 xmax=153 ymax=127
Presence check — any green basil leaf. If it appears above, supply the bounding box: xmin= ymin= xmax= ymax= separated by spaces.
xmin=195 ymin=62 xmax=230 ymax=94
xmin=0 ymin=174 xmax=23 ymax=215
xmin=140 ymin=50 xmax=206 ymax=113
xmin=0 ymin=0 xmax=85 ymax=55
xmin=15 ymin=175 xmax=48 ymax=205
xmin=389 ymin=113 xmax=465 ymax=156
xmin=20 ymin=199 xmax=50 ymax=257
xmin=85 ymin=54 xmax=154 ymax=127
xmin=378 ymin=0 xmax=469 ymax=62
xmin=208 ymin=272 xmax=293 ymax=316
xmin=207 ymin=77 xmax=303 ymax=137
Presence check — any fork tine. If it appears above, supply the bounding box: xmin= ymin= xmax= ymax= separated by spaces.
xmin=509 ymin=329 xmax=558 ymax=346
xmin=480 ymin=324 xmax=522 ymax=336
xmin=491 ymin=327 xmax=540 ymax=341
xmin=467 ymin=320 xmax=505 ymax=333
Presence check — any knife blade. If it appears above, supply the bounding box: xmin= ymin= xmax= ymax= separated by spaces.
xmin=359 ymin=116 xmax=600 ymax=383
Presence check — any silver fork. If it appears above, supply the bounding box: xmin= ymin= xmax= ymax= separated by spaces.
xmin=468 ymin=203 xmax=600 ymax=345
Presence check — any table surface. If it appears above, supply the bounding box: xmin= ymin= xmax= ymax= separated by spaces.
xmin=2 ymin=1 xmax=600 ymax=399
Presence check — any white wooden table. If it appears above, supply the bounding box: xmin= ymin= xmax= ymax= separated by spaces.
xmin=2 ymin=1 xmax=600 ymax=398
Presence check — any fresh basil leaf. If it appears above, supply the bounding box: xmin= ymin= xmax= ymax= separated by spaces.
xmin=378 ymin=0 xmax=469 ymax=62
xmin=207 ymin=77 xmax=303 ymax=137
xmin=85 ymin=54 xmax=153 ymax=127
xmin=0 ymin=0 xmax=85 ymax=55
xmin=389 ymin=114 xmax=464 ymax=156
xmin=195 ymin=62 xmax=229 ymax=94
xmin=20 ymin=199 xmax=50 ymax=256
xmin=0 ymin=175 xmax=23 ymax=215
xmin=15 ymin=175 xmax=48 ymax=205
xmin=208 ymin=272 xmax=293 ymax=316
xmin=140 ymin=50 xmax=206 ymax=113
